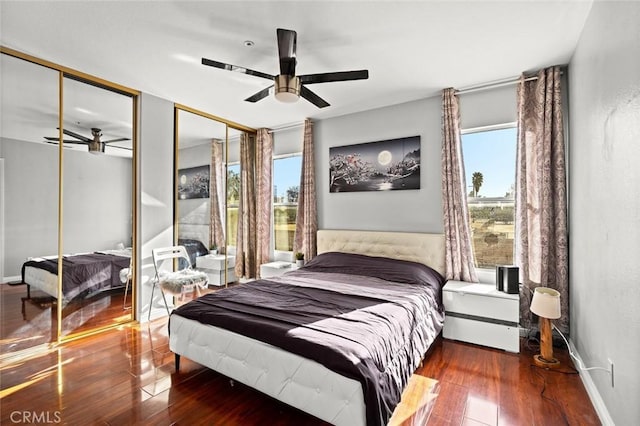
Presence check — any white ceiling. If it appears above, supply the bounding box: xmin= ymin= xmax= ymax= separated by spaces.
xmin=1 ymin=1 xmax=593 ymax=133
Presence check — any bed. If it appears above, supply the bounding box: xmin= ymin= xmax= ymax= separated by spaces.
xmin=169 ymin=230 xmax=445 ymax=426
xmin=21 ymin=248 xmax=132 ymax=305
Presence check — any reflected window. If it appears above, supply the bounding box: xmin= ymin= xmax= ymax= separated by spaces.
xmin=226 ymin=163 xmax=240 ymax=247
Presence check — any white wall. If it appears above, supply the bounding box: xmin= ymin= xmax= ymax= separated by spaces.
xmin=569 ymin=2 xmax=640 ymax=424
xmin=1 ymin=137 xmax=131 ymax=278
xmin=138 ymin=93 xmax=175 ymax=322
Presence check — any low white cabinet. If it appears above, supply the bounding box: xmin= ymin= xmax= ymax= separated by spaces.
xmin=196 ymin=255 xmax=236 ymax=286
xmin=260 ymin=261 xmax=296 ymax=278
xmin=443 ymin=280 xmax=520 ymax=353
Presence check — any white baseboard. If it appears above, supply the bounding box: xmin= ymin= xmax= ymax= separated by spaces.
xmin=568 ymin=339 xmax=615 ymax=426
xmin=2 ymin=275 xmax=21 ymax=284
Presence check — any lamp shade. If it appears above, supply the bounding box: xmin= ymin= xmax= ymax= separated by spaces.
xmin=530 ymin=287 xmax=561 ymax=319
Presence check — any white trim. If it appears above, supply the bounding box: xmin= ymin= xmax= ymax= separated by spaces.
xmin=2 ymin=275 xmax=21 ymax=284
xmin=568 ymin=338 xmax=615 ymax=426
xmin=461 ymin=122 xmax=517 ymax=135
xmin=273 ymin=151 xmax=302 ymax=160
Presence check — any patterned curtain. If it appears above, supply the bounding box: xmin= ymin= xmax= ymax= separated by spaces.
xmin=293 ymin=119 xmax=317 ymax=262
xmin=441 ymin=88 xmax=478 ymax=282
xmin=255 ymin=128 xmax=273 ymax=272
xmin=516 ymin=66 xmax=568 ymax=332
xmin=209 ymin=139 xmax=225 ymax=254
xmin=235 ymin=132 xmax=257 ymax=279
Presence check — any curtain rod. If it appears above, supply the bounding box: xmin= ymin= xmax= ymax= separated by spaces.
xmin=456 ymin=66 xmax=566 ymax=95
xmin=455 ymin=75 xmax=537 ymax=95
xmin=268 ymin=121 xmax=304 ymax=134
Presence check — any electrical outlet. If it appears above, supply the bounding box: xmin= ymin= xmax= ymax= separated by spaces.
xmin=608 ymin=358 xmax=615 ymax=387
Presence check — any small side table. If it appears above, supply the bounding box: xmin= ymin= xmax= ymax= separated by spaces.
xmin=196 ymin=254 xmax=237 ymax=286
xmin=442 ymin=280 xmax=520 ymax=352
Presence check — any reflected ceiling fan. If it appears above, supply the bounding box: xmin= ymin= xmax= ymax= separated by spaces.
xmin=202 ymin=28 xmax=369 ymax=108
xmin=44 ymin=128 xmax=131 ymax=154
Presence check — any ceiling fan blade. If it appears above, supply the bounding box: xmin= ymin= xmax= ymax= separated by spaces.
xmin=107 ymin=145 xmax=133 ymax=151
xmin=300 ymin=85 xmax=330 ymax=108
xmin=45 ymin=141 xmax=75 ymax=149
xmin=62 ymin=128 xmax=91 ymax=142
xmin=44 ymin=137 xmax=89 ymax=144
xmin=277 ymin=28 xmax=297 ymax=76
xmin=202 ymin=58 xmax=274 ymax=81
xmin=103 ymin=138 xmax=130 ymax=144
xmin=244 ymin=85 xmax=273 ymax=103
xmin=299 ymin=70 xmax=369 ymax=85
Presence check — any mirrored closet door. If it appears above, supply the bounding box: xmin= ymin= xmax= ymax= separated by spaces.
xmin=174 ymin=106 xmax=255 ymax=289
xmin=1 ymin=48 xmax=138 ymax=352
xmin=1 ymin=53 xmax=60 ymax=352
xmin=60 ymin=76 xmax=135 ymax=340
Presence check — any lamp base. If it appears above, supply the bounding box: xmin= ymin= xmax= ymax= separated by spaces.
xmin=533 ymin=354 xmax=560 ymax=369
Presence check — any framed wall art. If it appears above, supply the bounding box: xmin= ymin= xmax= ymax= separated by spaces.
xmin=178 ymin=165 xmax=210 ymax=199
xmin=329 ymin=136 xmax=420 ymax=193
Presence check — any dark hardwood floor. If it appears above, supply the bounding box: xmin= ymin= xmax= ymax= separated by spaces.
xmin=1 ymin=285 xmax=600 ymax=425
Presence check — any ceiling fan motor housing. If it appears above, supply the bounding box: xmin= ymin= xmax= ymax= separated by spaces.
xmin=274 ymin=75 xmax=300 ymax=103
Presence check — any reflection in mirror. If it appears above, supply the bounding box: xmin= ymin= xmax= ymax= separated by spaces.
xmin=175 ymin=109 xmax=236 ymax=290
xmin=226 ymin=128 xmax=242 ymax=256
xmin=60 ymin=76 xmax=134 ymax=339
xmin=0 ymin=54 xmax=60 ymax=352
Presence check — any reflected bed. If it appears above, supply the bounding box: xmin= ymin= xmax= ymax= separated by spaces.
xmin=21 ymin=248 xmax=131 ymax=304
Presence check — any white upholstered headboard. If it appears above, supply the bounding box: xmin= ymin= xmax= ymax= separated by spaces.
xmin=317 ymin=229 xmax=445 ymax=276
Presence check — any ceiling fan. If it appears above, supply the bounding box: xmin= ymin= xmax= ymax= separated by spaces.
xmin=202 ymin=28 xmax=369 ymax=108
xmin=44 ymin=128 xmax=131 ymax=154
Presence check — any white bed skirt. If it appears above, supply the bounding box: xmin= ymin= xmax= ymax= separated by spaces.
xmin=169 ymin=314 xmax=366 ymax=426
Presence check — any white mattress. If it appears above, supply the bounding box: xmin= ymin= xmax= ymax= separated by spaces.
xmin=169 ymin=315 xmax=367 ymax=426
xmin=23 ymin=249 xmax=132 ymax=301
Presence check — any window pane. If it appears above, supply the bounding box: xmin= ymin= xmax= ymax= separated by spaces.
xmin=462 ymin=127 xmax=516 ymax=268
xmin=273 ymin=156 xmax=301 ymax=252
xmin=227 ymin=163 xmax=240 ymax=247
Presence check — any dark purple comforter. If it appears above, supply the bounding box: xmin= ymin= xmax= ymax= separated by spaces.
xmin=172 ymin=252 xmax=445 ymax=426
xmin=21 ymin=253 xmax=130 ymax=302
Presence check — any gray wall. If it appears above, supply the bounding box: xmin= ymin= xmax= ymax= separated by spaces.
xmin=177 ymin=143 xmax=211 ymax=246
xmin=315 ymin=85 xmax=516 ymax=234
xmin=1 ymin=137 xmax=131 ymax=278
xmin=568 ymin=2 xmax=640 ymax=424
xmin=138 ymin=93 xmax=175 ymax=322
xmin=315 ymin=97 xmax=443 ymax=233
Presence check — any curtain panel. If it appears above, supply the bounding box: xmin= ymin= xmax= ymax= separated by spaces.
xmin=516 ymin=66 xmax=569 ymax=332
xmin=441 ymin=88 xmax=478 ymax=282
xmin=255 ymin=128 xmax=273 ymax=271
xmin=235 ymin=133 xmax=257 ymax=279
xmin=293 ymin=118 xmax=317 ymax=262
xmin=209 ymin=139 xmax=225 ymax=253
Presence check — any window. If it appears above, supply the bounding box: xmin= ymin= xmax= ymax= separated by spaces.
xmin=461 ymin=126 xmax=517 ymax=269
xmin=273 ymin=154 xmax=302 ymax=252
xmin=226 ymin=163 xmax=240 ymax=247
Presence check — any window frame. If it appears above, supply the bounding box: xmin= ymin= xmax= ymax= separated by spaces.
xmin=460 ymin=122 xmax=517 ymax=282
xmin=272 ymin=152 xmax=302 ymax=259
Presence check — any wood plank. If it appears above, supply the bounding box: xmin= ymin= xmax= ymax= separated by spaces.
xmin=1 ymin=290 xmax=601 ymax=425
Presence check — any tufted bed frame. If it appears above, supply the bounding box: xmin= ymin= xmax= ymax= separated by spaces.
xmin=169 ymin=230 xmax=445 ymax=426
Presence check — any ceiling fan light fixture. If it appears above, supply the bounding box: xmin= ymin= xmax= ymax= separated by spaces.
xmin=274 ymin=75 xmax=300 ymax=103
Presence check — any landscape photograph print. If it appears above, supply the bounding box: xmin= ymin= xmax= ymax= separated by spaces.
xmin=329 ymin=136 xmax=421 ymax=193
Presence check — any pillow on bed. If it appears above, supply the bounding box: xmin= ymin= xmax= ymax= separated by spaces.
xmin=302 ymin=251 xmax=444 ymax=289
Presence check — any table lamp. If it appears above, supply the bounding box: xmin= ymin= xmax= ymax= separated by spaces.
xmin=529 ymin=287 xmax=561 ymax=368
